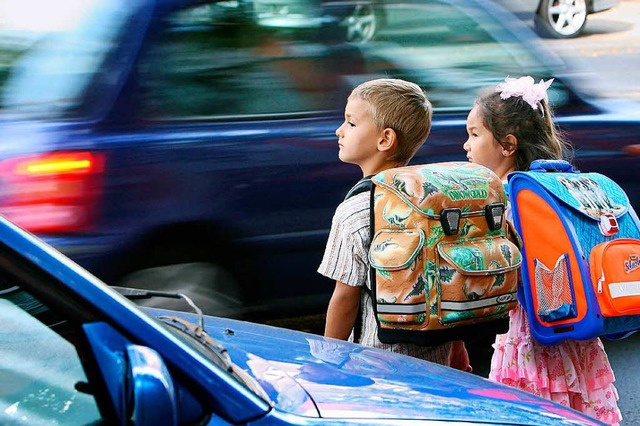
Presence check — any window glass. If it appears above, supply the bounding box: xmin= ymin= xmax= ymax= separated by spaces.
xmin=0 ymin=0 xmax=138 ymax=119
xmin=138 ymin=0 xmax=563 ymax=120
xmin=139 ymin=5 xmax=357 ymax=118
xmin=0 ymin=0 xmax=571 ymax=121
xmin=0 ymin=287 xmax=101 ymax=426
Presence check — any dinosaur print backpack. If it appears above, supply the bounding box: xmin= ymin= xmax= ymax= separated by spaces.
xmin=508 ymin=159 xmax=640 ymax=345
xmin=363 ymin=161 xmax=522 ymax=346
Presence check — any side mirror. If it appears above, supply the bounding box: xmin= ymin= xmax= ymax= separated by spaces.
xmin=127 ymin=345 xmax=178 ymax=426
xmin=84 ymin=323 xmax=203 ymax=425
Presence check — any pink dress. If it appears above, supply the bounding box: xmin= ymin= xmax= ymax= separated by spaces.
xmin=490 ymin=305 xmax=622 ymax=425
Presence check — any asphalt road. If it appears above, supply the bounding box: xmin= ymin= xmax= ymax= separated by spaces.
xmin=603 ymin=334 xmax=640 ymax=425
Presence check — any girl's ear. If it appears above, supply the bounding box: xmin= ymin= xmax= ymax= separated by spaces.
xmin=378 ymin=128 xmax=397 ymax=153
xmin=502 ymin=134 xmax=518 ymax=157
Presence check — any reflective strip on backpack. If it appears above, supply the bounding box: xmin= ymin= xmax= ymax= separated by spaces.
xmin=609 ymin=281 xmax=640 ymax=298
xmin=376 ymin=303 xmax=424 ymax=314
xmin=440 ymin=292 xmax=517 ymax=311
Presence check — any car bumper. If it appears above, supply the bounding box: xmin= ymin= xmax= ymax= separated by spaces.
xmin=591 ymin=0 xmax=619 ymax=13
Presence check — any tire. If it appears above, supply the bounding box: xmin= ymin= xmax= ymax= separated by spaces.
xmin=534 ymin=0 xmax=588 ymax=39
xmin=116 ymin=261 xmax=244 ymax=318
xmin=344 ymin=4 xmax=378 ymax=43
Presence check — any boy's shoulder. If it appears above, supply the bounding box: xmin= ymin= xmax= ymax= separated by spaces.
xmin=344 ymin=176 xmax=374 ymax=201
xmin=333 ymin=189 xmax=370 ymax=232
xmin=337 ymin=190 xmax=370 ymax=214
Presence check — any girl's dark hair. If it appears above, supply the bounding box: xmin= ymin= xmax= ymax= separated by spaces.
xmin=475 ymin=89 xmax=572 ymax=172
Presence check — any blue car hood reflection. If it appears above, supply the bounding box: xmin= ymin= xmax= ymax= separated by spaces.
xmin=154 ymin=310 xmax=597 ymax=425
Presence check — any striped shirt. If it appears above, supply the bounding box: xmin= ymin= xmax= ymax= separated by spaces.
xmin=318 ymin=189 xmax=451 ymax=365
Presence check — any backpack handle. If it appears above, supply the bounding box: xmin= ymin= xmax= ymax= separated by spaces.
xmin=529 ymin=159 xmax=576 ymax=173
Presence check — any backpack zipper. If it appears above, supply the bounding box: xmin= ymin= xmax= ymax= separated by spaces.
xmin=598 ymin=272 xmax=605 ymax=294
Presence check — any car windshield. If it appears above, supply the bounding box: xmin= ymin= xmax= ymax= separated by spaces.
xmin=0 ymin=0 xmax=140 ymax=120
xmin=0 ymin=285 xmax=102 ymax=425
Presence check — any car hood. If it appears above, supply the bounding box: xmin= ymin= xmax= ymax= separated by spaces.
xmin=152 ymin=310 xmax=600 ymax=425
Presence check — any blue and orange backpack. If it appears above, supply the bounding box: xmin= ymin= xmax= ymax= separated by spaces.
xmin=508 ymin=159 xmax=640 ymax=345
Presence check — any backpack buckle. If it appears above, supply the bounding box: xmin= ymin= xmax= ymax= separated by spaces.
xmin=440 ymin=208 xmax=462 ymax=236
xmin=485 ymin=203 xmax=505 ymax=231
xmin=599 ymin=213 xmax=619 ymax=236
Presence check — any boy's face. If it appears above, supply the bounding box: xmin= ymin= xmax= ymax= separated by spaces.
xmin=336 ymin=96 xmax=384 ymax=170
xmin=463 ymin=105 xmax=508 ymax=174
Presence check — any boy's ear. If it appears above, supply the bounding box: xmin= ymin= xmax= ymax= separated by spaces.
xmin=502 ymin=134 xmax=518 ymax=157
xmin=378 ymin=128 xmax=397 ymax=153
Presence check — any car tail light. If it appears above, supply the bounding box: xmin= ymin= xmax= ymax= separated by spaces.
xmin=0 ymin=152 xmax=105 ymax=233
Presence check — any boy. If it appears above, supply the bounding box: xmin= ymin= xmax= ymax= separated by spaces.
xmin=318 ymin=78 xmax=469 ymax=369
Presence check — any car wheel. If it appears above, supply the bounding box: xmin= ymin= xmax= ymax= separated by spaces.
xmin=534 ymin=0 xmax=588 ymax=38
xmin=116 ymin=262 xmax=244 ymax=317
xmin=344 ymin=4 xmax=378 ymax=43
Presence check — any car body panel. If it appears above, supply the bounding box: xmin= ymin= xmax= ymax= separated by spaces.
xmin=146 ymin=308 xmax=602 ymax=424
xmin=0 ymin=211 xmax=605 ymax=425
xmin=495 ymin=0 xmax=619 ymax=15
xmin=591 ymin=0 xmax=619 ymax=13
xmin=492 ymin=0 xmax=619 ymax=38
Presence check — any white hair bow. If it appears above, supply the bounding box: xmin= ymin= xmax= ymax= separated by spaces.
xmin=495 ymin=76 xmax=554 ymax=111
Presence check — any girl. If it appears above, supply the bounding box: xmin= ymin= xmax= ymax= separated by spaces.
xmin=463 ymin=76 xmax=622 ymax=425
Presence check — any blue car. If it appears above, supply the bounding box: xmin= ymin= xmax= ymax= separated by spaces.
xmin=0 ymin=213 xmax=605 ymax=425
xmin=0 ymin=0 xmax=638 ymax=321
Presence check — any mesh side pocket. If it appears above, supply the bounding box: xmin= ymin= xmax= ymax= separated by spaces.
xmin=534 ymin=254 xmax=577 ymax=323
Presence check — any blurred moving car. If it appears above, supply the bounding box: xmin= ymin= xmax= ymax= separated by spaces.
xmin=213 ymin=0 xmax=380 ymax=43
xmin=205 ymin=0 xmax=620 ymax=41
xmin=493 ymin=0 xmax=620 ymax=38
xmin=0 ymin=0 xmax=638 ymax=322
xmin=0 ymin=213 xmax=606 ymax=425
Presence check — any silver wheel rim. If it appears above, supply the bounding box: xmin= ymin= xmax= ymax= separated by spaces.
xmin=546 ymin=0 xmax=587 ymax=36
xmin=345 ymin=5 xmax=376 ymax=43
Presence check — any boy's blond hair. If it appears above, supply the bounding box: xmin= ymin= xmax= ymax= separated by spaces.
xmin=349 ymin=78 xmax=432 ymax=165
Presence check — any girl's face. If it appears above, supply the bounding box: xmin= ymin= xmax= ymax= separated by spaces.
xmin=463 ymin=104 xmax=513 ymax=179
xmin=335 ymin=96 xmax=384 ymax=170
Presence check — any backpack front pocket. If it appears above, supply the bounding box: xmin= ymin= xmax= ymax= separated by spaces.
xmin=369 ymin=229 xmax=428 ymax=325
xmin=436 ymin=236 xmax=520 ymax=325
xmin=590 ymin=238 xmax=640 ymax=316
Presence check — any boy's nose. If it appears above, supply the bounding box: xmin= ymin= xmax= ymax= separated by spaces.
xmin=462 ymin=139 xmax=469 ymax=151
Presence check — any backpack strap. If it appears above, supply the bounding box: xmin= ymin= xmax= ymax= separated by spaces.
xmin=344 ymin=175 xmax=375 ymax=343
xmin=345 ymin=176 xmax=376 ymax=285
xmin=345 ymin=175 xmax=374 ymax=200
xmin=504 ymin=183 xmax=527 ymax=306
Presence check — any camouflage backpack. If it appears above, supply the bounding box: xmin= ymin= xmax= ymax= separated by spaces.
xmin=359 ymin=162 xmax=522 ymax=346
